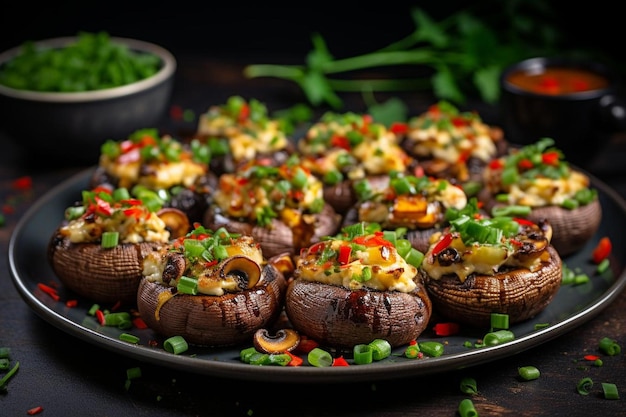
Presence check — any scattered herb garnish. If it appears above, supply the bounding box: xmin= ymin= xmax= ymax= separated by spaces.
xmin=244 ymin=2 xmax=584 ymax=113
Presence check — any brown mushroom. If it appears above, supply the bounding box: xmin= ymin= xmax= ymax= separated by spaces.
xmin=422 ymin=245 xmax=562 ymax=327
xmin=253 ymin=328 xmax=300 ymax=353
xmin=481 ymin=197 xmax=602 ymax=257
xmin=47 ymin=232 xmax=164 ymax=304
xmin=204 ymin=204 xmax=342 ymax=259
xmin=285 ymin=279 xmax=432 ymax=349
xmin=136 ymin=263 xmax=288 ymax=347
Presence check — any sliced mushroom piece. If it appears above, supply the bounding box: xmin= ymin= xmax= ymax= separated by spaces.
xmin=157 ymin=207 xmax=190 ymax=239
xmin=219 ymin=255 xmax=262 ymax=289
xmin=253 ymin=328 xmax=300 ymax=353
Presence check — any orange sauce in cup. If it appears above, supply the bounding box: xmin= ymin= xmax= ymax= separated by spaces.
xmin=506 ymin=67 xmax=609 ymax=95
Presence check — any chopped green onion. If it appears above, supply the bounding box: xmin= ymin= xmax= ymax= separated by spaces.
xmin=458 ymin=398 xmax=478 ymax=417
xmin=353 ymin=344 xmax=373 ymax=365
xmin=599 ymin=337 xmax=621 ymax=356
xmin=87 ymin=304 xmax=100 ymax=316
xmin=268 ymin=353 xmax=292 ymax=366
xmin=248 ymin=352 xmax=270 ymax=365
xmin=404 ymin=344 xmax=420 ymax=359
xmin=0 ymin=358 xmax=9 ymax=370
xmin=418 ymin=341 xmax=444 ymax=357
xmin=120 ymin=333 xmax=140 ymax=344
xmin=482 ymin=330 xmax=515 ymax=346
xmin=126 ymin=367 xmax=142 ymax=380
xmin=577 ymin=377 xmax=593 ymax=395
xmin=0 ymin=347 xmax=10 ymax=358
xmin=490 ymin=313 xmax=509 ymax=330
xmin=601 ymin=382 xmax=619 ymax=400
xmin=518 ymin=366 xmax=540 ymax=381
xmin=596 ymin=258 xmax=610 ymax=274
xmin=369 ymin=339 xmax=392 ymax=361
xmin=101 ymin=231 xmax=119 ymax=248
xmin=163 ymin=336 xmax=189 ymax=355
xmin=308 ymin=348 xmax=333 ymax=367
xmin=534 ymin=323 xmax=550 ymax=330
xmin=460 ymin=377 xmax=478 ymax=395
xmin=177 ymin=276 xmax=198 ymax=295
xmin=240 ymin=347 xmax=258 ymax=363
xmin=491 ymin=205 xmax=532 ymax=217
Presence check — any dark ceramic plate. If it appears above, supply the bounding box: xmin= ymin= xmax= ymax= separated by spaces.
xmin=9 ymin=168 xmax=626 ymax=383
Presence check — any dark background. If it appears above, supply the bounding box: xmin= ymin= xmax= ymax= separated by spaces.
xmin=1 ymin=2 xmax=622 ymax=70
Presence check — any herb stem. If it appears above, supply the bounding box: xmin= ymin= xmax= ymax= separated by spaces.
xmin=327 ymin=78 xmax=433 ymax=92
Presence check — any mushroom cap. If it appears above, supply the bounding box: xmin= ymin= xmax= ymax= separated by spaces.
xmin=423 ymin=245 xmax=562 ymax=327
xmin=204 ymin=203 xmax=342 ymax=259
xmin=136 ymin=263 xmax=288 ymax=347
xmin=47 ymin=233 xmax=164 ymax=304
xmin=285 ymin=278 xmax=432 ymax=349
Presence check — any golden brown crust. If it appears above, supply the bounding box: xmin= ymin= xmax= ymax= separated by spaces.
xmin=136 ymin=263 xmax=287 ymax=347
xmin=285 ymin=278 xmax=432 ymax=349
xmin=422 ymin=245 xmax=562 ymax=327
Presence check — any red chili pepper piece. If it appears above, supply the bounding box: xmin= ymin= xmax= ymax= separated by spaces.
xmin=27 ymin=406 xmax=44 ymax=415
xmin=286 ymin=351 xmax=303 ymax=367
xmin=338 ymin=245 xmax=352 ymax=265
xmin=517 ymin=158 xmax=534 ymax=170
xmin=12 ymin=176 xmax=32 ymax=190
xmin=432 ymin=233 xmax=453 ymax=256
xmin=65 ymin=299 xmax=78 ymax=308
xmin=489 ymin=159 xmax=504 ymax=170
xmin=584 ymin=354 xmax=600 ymax=361
xmin=541 ymin=151 xmax=560 ymax=166
xmin=37 ymin=283 xmax=60 ymax=301
xmin=132 ymin=317 xmax=148 ymax=329
xmin=513 ymin=217 xmax=535 ymax=226
xmin=332 ymin=356 xmax=350 ymax=367
xmin=591 ymin=237 xmax=612 ymax=264
xmin=295 ymin=337 xmax=319 ymax=354
xmin=433 ymin=322 xmax=461 ymax=336
xmin=95 ymin=310 xmax=106 ymax=326
xmin=390 ymin=122 xmax=408 ymax=135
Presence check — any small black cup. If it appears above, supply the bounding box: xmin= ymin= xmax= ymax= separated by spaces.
xmin=500 ymin=57 xmax=626 ymax=167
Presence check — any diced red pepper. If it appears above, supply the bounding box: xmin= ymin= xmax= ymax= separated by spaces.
xmin=238 ymin=103 xmax=250 ymax=123
xmin=332 ymin=356 xmax=350 ymax=367
xmin=517 ymin=158 xmax=534 ymax=170
xmin=338 ymin=245 xmax=352 ymax=265
xmin=95 ymin=309 xmax=106 ymax=326
xmin=432 ymin=322 xmax=460 ymax=336
xmin=489 ymin=159 xmax=504 ymax=170
xmin=541 ymin=151 xmax=560 ymax=166
xmin=27 ymin=406 xmax=44 ymax=415
xmin=390 ymin=122 xmax=408 ymax=135
xmin=330 ymin=135 xmax=351 ymax=150
xmin=591 ymin=237 xmax=612 ymax=264
xmin=170 ymin=105 xmax=184 ymax=121
xmin=65 ymin=299 xmax=78 ymax=308
xmin=37 ymin=283 xmax=60 ymax=301
xmin=295 ymin=336 xmax=319 ymax=354
xmin=132 ymin=317 xmax=148 ymax=329
xmin=513 ymin=217 xmax=535 ymax=226
xmin=12 ymin=176 xmax=32 ymax=190
xmin=584 ymin=354 xmax=600 ymax=361
xmin=285 ymin=351 xmax=303 ymax=367
xmin=432 ymin=233 xmax=453 ymax=256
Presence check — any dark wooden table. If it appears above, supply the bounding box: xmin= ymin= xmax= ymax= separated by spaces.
xmin=1 ymin=53 xmax=625 ymax=417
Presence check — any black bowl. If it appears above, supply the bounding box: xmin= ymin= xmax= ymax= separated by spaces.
xmin=499 ymin=57 xmax=626 ymax=167
xmin=0 ymin=36 xmax=176 ymax=166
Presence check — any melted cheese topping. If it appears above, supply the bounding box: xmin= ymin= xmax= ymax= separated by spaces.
xmin=142 ymin=235 xmax=264 ymax=296
xmin=486 ymin=168 xmax=590 ymax=207
xmin=406 ymin=107 xmax=497 ymax=164
xmin=100 ymin=157 xmax=207 ymax=190
xmin=197 ymin=108 xmax=288 ymax=163
xmin=297 ymin=112 xmax=412 ymax=178
xmin=213 ymin=162 xmax=324 ymax=222
xmin=295 ymin=238 xmax=417 ymax=293
xmin=61 ymin=209 xmax=170 ymax=244
xmin=421 ymin=232 xmax=550 ymax=283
